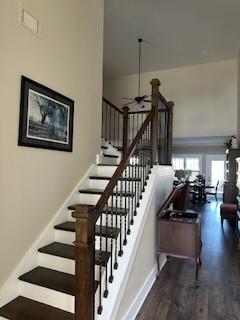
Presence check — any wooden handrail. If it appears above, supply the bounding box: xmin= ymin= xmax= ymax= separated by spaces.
xmin=95 ymin=108 xmax=155 ymax=213
xmin=102 ymin=97 xmax=123 ymax=115
xmin=158 ymin=92 xmax=170 ymax=108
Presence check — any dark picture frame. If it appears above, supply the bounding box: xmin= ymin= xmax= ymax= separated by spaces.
xmin=18 ymin=76 xmax=74 ymax=152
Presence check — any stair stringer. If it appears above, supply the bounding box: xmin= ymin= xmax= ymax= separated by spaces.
xmin=0 ymin=164 xmax=95 ymax=309
xmin=96 ymin=165 xmax=173 ymax=320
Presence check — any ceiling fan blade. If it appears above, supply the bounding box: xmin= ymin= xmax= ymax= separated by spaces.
xmin=142 ymin=39 xmax=152 ymax=46
xmin=122 ymin=98 xmax=135 ymax=101
xmin=143 ymin=100 xmax=152 ymax=103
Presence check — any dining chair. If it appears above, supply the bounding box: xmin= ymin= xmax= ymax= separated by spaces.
xmin=205 ymin=180 xmax=219 ymax=202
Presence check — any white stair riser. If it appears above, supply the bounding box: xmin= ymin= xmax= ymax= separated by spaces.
xmin=38 ymin=253 xmax=102 ymax=280
xmin=88 ymin=179 xmax=138 ymax=192
xmin=55 ymin=229 xmax=119 ymax=250
xmin=19 ymin=280 xmax=74 ymax=313
xmin=78 ymin=193 xmax=135 ymax=207
xmin=95 ymin=166 xmax=146 ymax=179
xmin=95 ymin=166 xmax=117 ymax=177
xmin=101 ymin=149 xmax=120 ymax=157
xmin=101 ymin=157 xmax=120 ymax=165
xmin=39 ymin=253 xmax=75 ymax=275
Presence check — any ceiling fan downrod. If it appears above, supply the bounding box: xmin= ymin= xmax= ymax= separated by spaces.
xmin=138 ymin=38 xmax=143 ymax=99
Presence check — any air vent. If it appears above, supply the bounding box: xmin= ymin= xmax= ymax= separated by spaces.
xmin=21 ymin=9 xmax=39 ymax=34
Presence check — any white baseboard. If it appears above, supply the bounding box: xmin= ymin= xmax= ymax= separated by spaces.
xmin=123 ymin=257 xmax=167 ymax=320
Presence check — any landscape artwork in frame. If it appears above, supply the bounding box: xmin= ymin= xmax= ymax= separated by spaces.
xmin=18 ymin=76 xmax=74 ymax=152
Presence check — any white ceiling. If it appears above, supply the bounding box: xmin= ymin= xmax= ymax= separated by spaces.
xmin=104 ymin=0 xmax=240 ymax=78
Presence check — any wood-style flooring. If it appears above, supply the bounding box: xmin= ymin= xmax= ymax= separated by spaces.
xmin=136 ymin=201 xmax=240 ymax=320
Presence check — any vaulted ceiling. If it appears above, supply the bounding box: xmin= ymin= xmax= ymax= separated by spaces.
xmin=104 ymin=0 xmax=240 ymax=78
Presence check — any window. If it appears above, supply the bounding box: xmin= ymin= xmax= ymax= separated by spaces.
xmin=172 ymin=157 xmax=184 ymax=170
xmin=186 ymin=158 xmax=200 ymax=171
xmin=173 ymin=155 xmax=202 ymax=181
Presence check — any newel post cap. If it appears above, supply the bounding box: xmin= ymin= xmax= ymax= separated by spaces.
xmin=167 ymin=101 xmax=175 ymax=108
xmin=122 ymin=105 xmax=129 ymax=113
xmin=150 ymin=78 xmax=161 ymax=87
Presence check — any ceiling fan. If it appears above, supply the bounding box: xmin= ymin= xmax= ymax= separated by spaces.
xmin=123 ymin=38 xmax=151 ymax=109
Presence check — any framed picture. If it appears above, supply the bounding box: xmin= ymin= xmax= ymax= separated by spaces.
xmin=18 ymin=76 xmax=74 ymax=152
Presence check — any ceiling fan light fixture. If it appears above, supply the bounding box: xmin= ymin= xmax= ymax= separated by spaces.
xmin=121 ymin=38 xmax=150 ymax=109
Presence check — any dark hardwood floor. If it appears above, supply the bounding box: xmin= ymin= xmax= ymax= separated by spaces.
xmin=136 ymin=200 xmax=240 ymax=320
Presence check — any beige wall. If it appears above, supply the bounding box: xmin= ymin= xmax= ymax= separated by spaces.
xmin=237 ymin=51 xmax=240 ymax=140
xmin=104 ymin=60 xmax=238 ymax=139
xmin=0 ymin=0 xmax=103 ymax=287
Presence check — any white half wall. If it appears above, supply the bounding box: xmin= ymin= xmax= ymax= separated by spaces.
xmin=115 ymin=166 xmax=173 ymax=320
xmin=104 ymin=59 xmax=238 ymax=139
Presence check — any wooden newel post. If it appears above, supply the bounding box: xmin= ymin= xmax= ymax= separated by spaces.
xmin=72 ymin=205 xmax=98 ymax=320
xmin=122 ymin=106 xmax=129 ymax=156
xmin=150 ymin=79 xmax=161 ymax=165
xmin=166 ymin=101 xmax=174 ymax=165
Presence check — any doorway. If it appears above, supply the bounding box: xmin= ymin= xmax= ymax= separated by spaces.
xmin=206 ymin=155 xmax=226 ymax=192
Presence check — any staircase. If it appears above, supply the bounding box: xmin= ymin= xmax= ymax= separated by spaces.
xmin=0 ymin=79 xmax=174 ymax=320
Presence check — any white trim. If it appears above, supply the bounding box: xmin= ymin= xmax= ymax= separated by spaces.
xmin=122 ymin=258 xmax=167 ymax=320
xmin=0 ymin=164 xmax=95 ymax=308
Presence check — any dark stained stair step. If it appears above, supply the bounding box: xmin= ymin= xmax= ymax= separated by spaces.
xmin=98 ymin=163 xmax=146 ymax=167
xmin=38 ymin=242 xmax=110 ymax=266
xmin=54 ymin=222 xmax=120 ymax=239
xmin=19 ymin=267 xmax=98 ymax=295
xmin=102 ymin=154 xmax=118 ymax=158
xmin=68 ymin=203 xmax=128 ymax=216
xmin=89 ymin=175 xmax=141 ymax=182
xmin=0 ymin=296 xmax=73 ymax=320
xmin=79 ymin=188 xmax=135 ymax=197
xmin=98 ymin=164 xmax=118 ymax=166
xmin=114 ymin=146 xmax=123 ymax=151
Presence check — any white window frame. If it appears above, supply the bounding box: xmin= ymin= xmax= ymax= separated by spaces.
xmin=173 ymin=154 xmax=203 ymax=173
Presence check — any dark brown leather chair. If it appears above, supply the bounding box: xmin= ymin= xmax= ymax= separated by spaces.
xmin=157 ymin=182 xmax=190 ymax=216
xmin=220 ymin=203 xmax=237 ymax=225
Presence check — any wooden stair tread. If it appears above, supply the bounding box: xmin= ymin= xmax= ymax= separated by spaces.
xmin=98 ymin=164 xmax=118 ymax=166
xmin=97 ymin=163 xmax=146 ymax=167
xmin=0 ymin=296 xmax=73 ymax=320
xmin=79 ymin=188 xmax=135 ymax=197
xmin=68 ymin=203 xmax=128 ymax=215
xmin=89 ymin=175 xmax=141 ymax=182
xmin=102 ymin=154 xmax=118 ymax=158
xmin=19 ymin=267 xmax=74 ymax=295
xmin=54 ymin=222 xmax=120 ymax=239
xmin=38 ymin=242 xmax=110 ymax=266
xmin=19 ymin=267 xmax=98 ymax=295
xmin=114 ymin=146 xmax=123 ymax=151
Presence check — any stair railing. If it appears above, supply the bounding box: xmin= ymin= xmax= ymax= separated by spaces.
xmin=73 ymin=79 xmax=174 ymax=320
xmin=102 ymin=98 xmax=123 ymax=149
xmin=102 ymin=98 xmax=150 ymax=155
